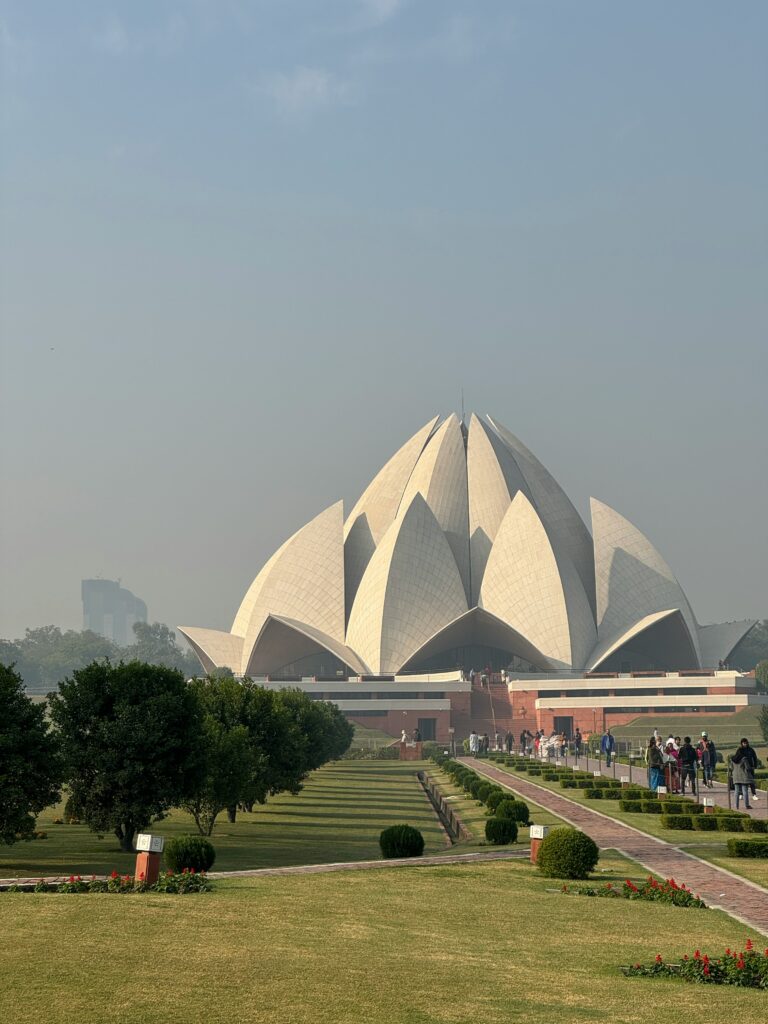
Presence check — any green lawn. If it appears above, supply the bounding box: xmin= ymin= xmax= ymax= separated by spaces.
xmin=612 ymin=706 xmax=766 ymax=750
xmin=0 ymin=762 xmax=447 ymax=878
xmin=1 ymin=858 xmax=764 ymax=1024
xmin=482 ymin=760 xmax=768 ymax=889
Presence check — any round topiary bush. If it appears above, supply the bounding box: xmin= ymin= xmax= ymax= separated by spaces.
xmin=476 ymin=783 xmax=493 ymax=804
xmin=164 ymin=836 xmax=216 ymax=873
xmin=485 ymin=790 xmax=507 ymax=813
xmin=379 ymin=824 xmax=425 ymax=859
xmin=536 ymin=828 xmax=598 ymax=879
xmin=495 ymin=798 xmax=530 ymax=825
xmin=485 ymin=817 xmax=518 ymax=845
xmin=468 ymin=778 xmax=484 ymax=799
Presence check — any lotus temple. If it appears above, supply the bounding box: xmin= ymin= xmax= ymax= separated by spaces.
xmin=180 ymin=414 xmax=762 ymax=741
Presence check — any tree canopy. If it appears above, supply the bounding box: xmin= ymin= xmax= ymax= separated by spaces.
xmin=0 ymin=663 xmax=62 ymax=844
xmin=48 ymin=661 xmax=204 ymax=850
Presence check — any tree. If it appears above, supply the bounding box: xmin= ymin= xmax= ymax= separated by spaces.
xmin=0 ymin=664 xmax=62 ymax=843
xmin=274 ymin=689 xmax=354 ymax=774
xmin=123 ymin=622 xmax=200 ymax=677
xmin=759 ymin=705 xmax=768 ymax=745
xmin=0 ymin=626 xmax=118 ymax=693
xmin=755 ymin=660 xmax=768 ymax=692
xmin=48 ymin=661 xmax=204 ymax=851
xmin=181 ymin=678 xmax=254 ymax=835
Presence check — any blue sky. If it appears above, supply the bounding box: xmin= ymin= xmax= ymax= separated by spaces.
xmin=1 ymin=1 xmax=766 ymax=639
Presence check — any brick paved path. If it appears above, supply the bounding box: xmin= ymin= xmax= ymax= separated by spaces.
xmin=462 ymin=757 xmax=768 ymax=936
xmin=0 ymin=848 xmax=528 ymax=888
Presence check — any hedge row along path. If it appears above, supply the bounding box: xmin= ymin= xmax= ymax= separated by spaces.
xmin=461 ymin=757 xmax=768 ymax=937
xmin=0 ymin=848 xmax=529 ymax=887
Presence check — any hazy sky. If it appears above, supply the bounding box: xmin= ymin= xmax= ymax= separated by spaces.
xmin=1 ymin=1 xmax=766 ymax=644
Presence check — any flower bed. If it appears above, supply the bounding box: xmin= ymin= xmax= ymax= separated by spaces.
xmin=2 ymin=869 xmax=211 ymax=894
xmin=560 ymin=876 xmax=707 ymax=909
xmin=624 ymin=941 xmax=768 ymax=987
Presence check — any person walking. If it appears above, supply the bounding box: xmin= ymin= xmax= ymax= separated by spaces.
xmin=731 ymin=738 xmax=758 ymax=810
xmin=648 ymin=737 xmax=664 ymax=791
xmin=574 ymin=728 xmax=582 ymax=757
xmin=600 ymin=728 xmax=616 ymax=768
xmin=469 ymin=730 xmax=479 ymax=756
xmin=504 ymin=730 xmax=513 ymax=754
xmin=678 ymin=736 xmax=698 ymax=795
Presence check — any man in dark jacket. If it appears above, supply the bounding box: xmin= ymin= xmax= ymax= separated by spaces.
xmin=600 ymin=728 xmax=616 ymax=767
xmin=678 ymin=736 xmax=698 ymax=795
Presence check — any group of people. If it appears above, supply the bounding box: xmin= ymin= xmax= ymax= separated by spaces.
xmin=646 ymin=732 xmax=712 ymax=794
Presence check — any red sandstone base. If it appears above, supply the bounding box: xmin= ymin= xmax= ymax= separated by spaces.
xmin=135 ymin=851 xmax=161 ymax=885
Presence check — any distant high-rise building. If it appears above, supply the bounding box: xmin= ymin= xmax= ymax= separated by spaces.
xmin=82 ymin=579 xmax=147 ymax=646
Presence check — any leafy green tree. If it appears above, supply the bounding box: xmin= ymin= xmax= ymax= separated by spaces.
xmin=123 ymin=622 xmax=200 ymax=676
xmin=755 ymin=660 xmax=768 ymax=692
xmin=275 ymin=689 xmax=354 ymax=773
xmin=759 ymin=705 xmax=768 ymax=745
xmin=182 ymin=678 xmax=254 ymax=835
xmin=0 ymin=664 xmax=62 ymax=843
xmin=0 ymin=626 xmax=118 ymax=692
xmin=49 ymin=661 xmax=204 ymax=851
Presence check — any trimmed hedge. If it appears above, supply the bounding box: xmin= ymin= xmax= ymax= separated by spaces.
xmin=485 ymin=790 xmax=507 ymax=813
xmin=379 ymin=825 xmax=425 ymax=859
xmin=727 ymin=837 xmax=768 ymax=858
xmin=164 ymin=836 xmax=216 ymax=873
xmin=485 ymin=817 xmax=518 ymax=845
xmin=476 ymin=783 xmax=493 ymax=804
xmin=717 ymin=818 xmax=744 ymax=832
xmin=744 ymin=818 xmax=768 ymax=833
xmin=640 ymin=801 xmax=663 ymax=814
xmin=619 ymin=800 xmax=643 ymax=813
xmin=496 ymin=799 xmax=531 ymax=825
xmin=692 ymin=815 xmax=718 ymax=831
xmin=660 ymin=815 xmax=694 ymax=830
xmin=536 ymin=828 xmax=599 ymax=880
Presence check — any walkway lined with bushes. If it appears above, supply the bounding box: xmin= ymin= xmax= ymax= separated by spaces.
xmin=461 ymin=757 xmax=768 ymax=936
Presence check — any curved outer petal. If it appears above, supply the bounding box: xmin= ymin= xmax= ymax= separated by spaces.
xmin=346 ymin=492 xmax=468 ymax=675
xmin=243 ymin=615 xmax=370 ymax=677
xmin=487 ymin=416 xmax=596 ymax=615
xmin=591 ymin=497 xmax=701 ymax=666
xmin=698 ymin=619 xmax=758 ymax=669
xmin=585 ymin=609 xmax=682 ymax=672
xmin=466 ymin=413 xmax=531 ymax=604
xmin=177 ymin=627 xmax=244 ymax=675
xmin=397 ymin=413 xmax=471 ymax=601
xmin=479 ymin=492 xmax=596 ymax=670
xmin=398 ymin=607 xmax=556 ymax=674
xmin=234 ymin=501 xmax=345 ymax=674
xmin=343 ymin=416 xmax=439 ymax=617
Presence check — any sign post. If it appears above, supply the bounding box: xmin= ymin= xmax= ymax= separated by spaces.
xmin=135 ymin=833 xmax=165 ymax=885
xmin=529 ymin=824 xmax=550 ymax=865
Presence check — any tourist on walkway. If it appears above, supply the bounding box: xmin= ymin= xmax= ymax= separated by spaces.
xmin=574 ymin=728 xmax=583 ymax=757
xmin=495 ymin=731 xmax=502 ymax=752
xmin=699 ymin=741 xmax=712 ymax=789
xmin=481 ymin=733 xmax=490 ymax=755
xmin=469 ymin=730 xmax=479 ymax=756
xmin=601 ymin=728 xmax=616 ymax=767
xmin=731 ymin=738 xmax=758 ymax=810
xmin=401 ymin=729 xmax=408 ymax=743
xmin=678 ymin=736 xmax=698 ymax=795
xmin=504 ymin=730 xmax=514 ymax=754
xmin=698 ymin=733 xmax=717 ymax=788
xmin=648 ymin=738 xmax=664 ymax=791
xmin=663 ymin=742 xmax=680 ymax=792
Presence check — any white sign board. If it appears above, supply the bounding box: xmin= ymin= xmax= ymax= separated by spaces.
xmin=136 ymin=833 xmax=165 ymax=853
xmin=702 ymin=798 xmax=714 ymax=807
xmin=620 ymin=776 xmax=630 ymax=784
xmin=529 ymin=825 xmax=550 ymax=840
xmin=593 ymin=770 xmax=602 ymax=777
xmin=657 ymin=786 xmax=667 ymax=796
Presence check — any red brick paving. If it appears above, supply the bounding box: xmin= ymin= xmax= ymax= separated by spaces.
xmin=462 ymin=757 xmax=768 ymax=937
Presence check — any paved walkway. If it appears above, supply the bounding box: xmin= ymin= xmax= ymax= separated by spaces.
xmin=462 ymin=757 xmax=768 ymax=936
xmin=0 ymin=849 xmax=528 ymax=888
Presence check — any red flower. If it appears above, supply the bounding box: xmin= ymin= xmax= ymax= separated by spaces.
xmin=68 ymin=875 xmax=75 ymax=883
xmin=655 ymin=954 xmax=662 ymax=964
xmin=725 ymin=948 xmax=731 ymax=955
xmin=139 ymin=872 xmax=145 ymax=881
xmin=703 ymin=955 xmax=709 ymax=964
xmin=703 ymin=964 xmax=710 ymax=977
xmin=745 ymin=939 xmax=753 ymax=951
xmin=683 ymin=955 xmax=689 ymax=961
xmin=694 ymin=950 xmax=700 ymax=960
xmin=110 ymin=870 xmax=119 ymax=879
xmin=190 ymin=868 xmax=195 ymax=875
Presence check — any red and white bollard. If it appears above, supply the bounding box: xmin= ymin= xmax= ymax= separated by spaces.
xmin=530 ymin=824 xmax=550 ymax=865
xmin=135 ymin=833 xmax=165 ymax=885
xmin=703 ymin=797 xmax=715 ymax=815
xmin=620 ymin=775 xmax=630 ymax=789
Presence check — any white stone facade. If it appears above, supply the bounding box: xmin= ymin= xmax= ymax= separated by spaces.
xmin=180 ymin=414 xmax=756 ymax=678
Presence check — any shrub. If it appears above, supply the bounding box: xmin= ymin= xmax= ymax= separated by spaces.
xmin=585 ymin=789 xmax=603 ymax=799
xmin=726 ymin=838 xmax=768 ymax=858
xmin=485 ymin=817 xmax=518 ymax=845
xmin=476 ymin=783 xmax=492 ymax=804
xmin=536 ymin=828 xmax=599 ymax=880
xmin=560 ymin=779 xmax=578 ymax=789
xmin=164 ymin=836 xmax=217 ymax=873
xmin=619 ymin=800 xmax=643 ymax=813
xmin=716 ymin=817 xmax=744 ymax=832
xmin=743 ymin=818 xmax=768 ymax=833
xmin=486 ymin=791 xmax=507 ymax=813
xmin=692 ymin=815 xmax=718 ymax=831
xmin=379 ymin=824 xmax=425 ymax=859
xmin=640 ymin=801 xmax=663 ymax=814
xmin=600 ymin=789 xmax=622 ymax=800
xmin=495 ymin=799 xmax=530 ymax=825
xmin=660 ymin=815 xmax=694 ymax=830
xmin=575 ymin=780 xmax=595 ymax=789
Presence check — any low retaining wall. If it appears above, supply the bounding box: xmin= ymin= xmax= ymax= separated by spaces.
xmin=417 ymin=771 xmax=472 ymax=842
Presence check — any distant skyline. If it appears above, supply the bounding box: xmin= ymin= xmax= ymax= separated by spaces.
xmin=1 ymin=1 xmax=766 ymax=641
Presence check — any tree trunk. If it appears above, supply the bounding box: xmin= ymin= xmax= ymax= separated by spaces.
xmin=115 ymin=825 xmax=134 ymax=852
xmin=227 ymin=806 xmax=237 ymax=823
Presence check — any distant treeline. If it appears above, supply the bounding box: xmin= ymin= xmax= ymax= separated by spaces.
xmin=0 ymin=622 xmax=200 ymax=693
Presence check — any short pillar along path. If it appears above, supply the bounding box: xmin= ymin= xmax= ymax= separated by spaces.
xmin=461 ymin=757 xmax=768 ymax=937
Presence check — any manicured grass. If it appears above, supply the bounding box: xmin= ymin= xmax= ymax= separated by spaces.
xmin=0 ymin=762 xmax=446 ymax=878
xmin=1 ymin=858 xmax=764 ymax=1024
xmin=480 ymin=760 xmax=768 ymax=891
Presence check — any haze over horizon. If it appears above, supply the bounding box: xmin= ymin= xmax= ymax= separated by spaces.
xmin=1 ymin=1 xmax=766 ymax=643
